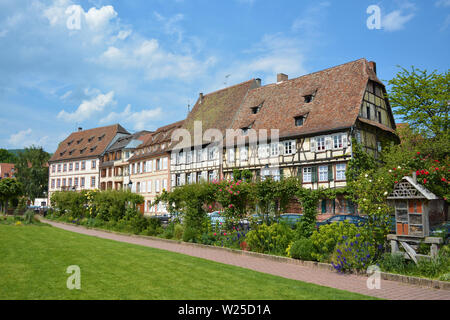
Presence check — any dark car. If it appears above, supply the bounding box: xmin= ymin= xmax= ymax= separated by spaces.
xmin=430 ymin=222 xmax=450 ymax=243
xmin=316 ymin=215 xmax=367 ymax=229
xmin=279 ymin=214 xmax=303 ymax=228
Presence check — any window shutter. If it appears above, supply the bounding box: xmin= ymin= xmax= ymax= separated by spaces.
xmin=312 ymin=166 xmax=318 ymax=183
xmin=180 ymin=174 xmax=185 ymax=185
xmin=342 ymin=134 xmax=348 ymax=148
xmin=310 ymin=138 xmax=316 ymax=152
xmin=202 ymin=171 xmax=207 ymax=181
xmin=171 ymin=174 xmax=175 ymax=187
xmin=325 ymin=136 xmax=332 ymax=150
xmin=148 ymin=181 xmax=152 ymax=192
xmin=171 ymin=152 xmax=176 ymax=164
xmin=153 ymin=159 xmax=156 ymax=171
xmin=297 ymin=167 xmax=302 ymax=181
xmin=163 ymin=157 xmax=168 ymax=170
xmin=328 ymin=164 xmax=334 ymax=181
xmin=202 ymin=148 xmax=208 ymax=161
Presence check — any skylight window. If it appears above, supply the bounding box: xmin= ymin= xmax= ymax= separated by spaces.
xmin=304 ymin=95 xmax=313 ymax=103
xmin=295 ymin=116 xmax=305 ymax=127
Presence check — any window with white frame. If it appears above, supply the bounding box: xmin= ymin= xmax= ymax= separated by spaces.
xmin=333 ymin=134 xmax=343 ymax=149
xmin=336 ymin=163 xmax=346 ymax=180
xmin=187 ymin=173 xmax=192 ymax=184
xmin=227 ymin=148 xmax=235 ymax=163
xmin=258 ymin=144 xmax=269 ymax=159
xmin=318 ymin=165 xmax=328 ymax=182
xmin=283 ymin=140 xmax=295 ymax=155
xmin=303 ymin=167 xmax=312 ymax=183
xmin=63 ymin=164 xmax=67 ymax=172
xmin=52 ymin=165 xmax=56 ymax=173
xmin=317 ymin=137 xmax=326 ymax=151
xmin=270 ymin=142 xmax=279 ymax=157
xmin=51 ymin=179 xmax=55 ymax=188
xmin=75 ymin=162 xmax=79 ymax=171
xmin=69 ymin=163 xmax=73 ymax=171
xmin=91 ymin=160 xmax=96 ymax=169
xmin=81 ymin=177 xmax=85 ymax=187
xmin=81 ymin=161 xmax=86 ymax=170
xmin=186 ymin=151 xmax=192 ymax=164
xmin=176 ymin=174 xmax=181 ymax=186
xmin=196 ymin=149 xmax=202 ymax=162
xmin=240 ymin=146 xmax=248 ymax=161
xmin=208 ymin=170 xmax=215 ymax=182
xmin=91 ymin=176 xmax=96 ymax=188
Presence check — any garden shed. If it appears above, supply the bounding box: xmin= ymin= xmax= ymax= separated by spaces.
xmin=387 ymin=174 xmax=447 ymax=239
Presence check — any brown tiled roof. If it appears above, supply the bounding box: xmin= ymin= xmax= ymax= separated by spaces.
xmin=129 ymin=120 xmax=185 ymax=162
xmin=357 ymin=117 xmax=396 ymax=134
xmin=230 ymin=58 xmax=391 ymax=141
xmin=0 ymin=163 xmax=15 ymax=178
xmin=49 ymin=124 xmax=129 ymax=162
xmin=182 ymin=79 xmax=261 ymax=145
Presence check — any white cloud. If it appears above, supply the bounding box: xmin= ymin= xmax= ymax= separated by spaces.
xmin=100 ymin=104 xmax=163 ymax=130
xmin=382 ymin=10 xmax=415 ymax=31
xmin=8 ymin=129 xmax=49 ymax=148
xmin=85 ymin=5 xmax=117 ymax=30
xmin=154 ymin=12 xmax=184 ymax=42
xmin=57 ymin=91 xmax=115 ymax=122
xmin=60 ymin=90 xmax=72 ymax=100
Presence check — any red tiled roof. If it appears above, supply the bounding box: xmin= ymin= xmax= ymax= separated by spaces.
xmin=231 ymin=58 xmax=390 ymax=140
xmin=0 ymin=163 xmax=15 ymax=179
xmin=49 ymin=124 xmax=129 ymax=162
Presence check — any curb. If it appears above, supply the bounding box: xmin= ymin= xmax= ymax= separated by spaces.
xmin=42 ymin=218 xmax=450 ymax=291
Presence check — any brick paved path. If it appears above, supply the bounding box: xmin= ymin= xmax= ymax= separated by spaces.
xmin=43 ymin=219 xmax=450 ymax=300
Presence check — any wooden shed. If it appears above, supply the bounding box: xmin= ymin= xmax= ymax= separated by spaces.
xmin=387 ymin=174 xmax=448 ymax=239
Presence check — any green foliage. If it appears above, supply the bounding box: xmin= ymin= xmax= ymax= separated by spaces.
xmin=346 ymin=139 xmax=377 ymax=183
xmin=0 ymin=149 xmax=17 ymax=163
xmin=295 ymin=188 xmax=321 ymax=238
xmin=387 ymin=66 xmax=449 ymax=138
xmin=50 ymin=191 xmax=88 ymax=218
xmin=288 ymin=238 xmax=314 ymax=261
xmin=310 ymin=221 xmax=364 ymax=262
xmin=214 ymin=179 xmax=253 ymax=224
xmin=14 ymin=197 xmax=27 ymax=216
xmin=174 ymin=224 xmax=184 ymax=240
xmin=24 ymin=209 xmax=35 ymax=224
xmin=0 ymin=178 xmax=23 ymax=213
xmin=245 ymin=223 xmax=293 ymax=256
xmin=14 ymin=146 xmax=50 ymax=201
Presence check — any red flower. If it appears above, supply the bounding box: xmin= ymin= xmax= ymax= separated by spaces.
xmin=393 ymin=168 xmax=396 ymax=171
xmin=416 ymin=170 xmax=420 ymax=176
xmin=442 ymin=178 xmax=446 ymax=182
xmin=394 ymin=181 xmax=398 ymax=184
xmin=423 ymin=178 xmax=427 ymax=184
xmin=417 ymin=152 xmax=420 ymax=155
xmin=214 ymin=233 xmax=217 ymax=236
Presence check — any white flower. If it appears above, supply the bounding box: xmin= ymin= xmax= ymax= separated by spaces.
xmin=365 ymin=174 xmax=369 ymax=178
xmin=383 ymin=191 xmax=388 ymax=196
xmin=398 ymin=166 xmax=401 ymax=169
xmin=388 ymin=170 xmax=392 ymax=173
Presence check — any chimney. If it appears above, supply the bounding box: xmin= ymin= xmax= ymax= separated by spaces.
xmin=255 ymin=78 xmax=262 ymax=88
xmin=199 ymin=93 xmax=204 ymax=104
xmin=78 ymin=127 xmax=83 ymax=132
xmin=277 ymin=73 xmax=288 ymax=82
xmin=368 ymin=61 xmax=377 ymax=75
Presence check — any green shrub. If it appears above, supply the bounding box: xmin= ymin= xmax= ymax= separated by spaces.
xmin=174 ymin=224 xmax=184 ymax=240
xmin=288 ymin=238 xmax=314 ymax=260
xmin=144 ymin=217 xmax=163 ymax=236
xmin=379 ymin=252 xmax=410 ymax=274
xmin=182 ymin=225 xmax=200 ymax=243
xmin=245 ymin=223 xmax=293 ymax=256
xmin=24 ymin=209 xmax=35 ymax=224
xmin=310 ymin=221 xmax=363 ymax=262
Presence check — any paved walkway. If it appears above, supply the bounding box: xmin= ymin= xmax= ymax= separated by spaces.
xmin=43 ymin=219 xmax=450 ymax=300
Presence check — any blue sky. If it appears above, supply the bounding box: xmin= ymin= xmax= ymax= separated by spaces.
xmin=0 ymin=0 xmax=449 ymax=153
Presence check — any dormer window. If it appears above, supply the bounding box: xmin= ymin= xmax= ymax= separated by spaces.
xmin=67 ymin=140 xmax=74 ymax=146
xmin=251 ymin=104 xmax=262 ymax=114
xmin=90 ymin=146 xmax=97 ymax=152
xmin=80 ymin=147 xmax=87 ymax=154
xmin=77 ymin=138 xmax=83 ymax=144
xmin=88 ymin=136 xmax=95 ymax=143
xmin=98 ymin=134 xmax=105 ymax=141
xmin=304 ymin=95 xmax=313 ymax=103
xmin=295 ymin=116 xmax=305 ymax=127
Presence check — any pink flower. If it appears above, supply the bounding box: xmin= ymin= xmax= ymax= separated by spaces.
xmin=224 ymin=233 xmax=227 ymax=236
xmin=209 ymin=205 xmax=212 ymax=209
xmin=229 ymin=204 xmax=233 ymax=208
xmin=214 ymin=233 xmax=217 ymax=236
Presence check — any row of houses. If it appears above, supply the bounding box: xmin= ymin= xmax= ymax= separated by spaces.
xmin=48 ymin=58 xmax=399 ymax=219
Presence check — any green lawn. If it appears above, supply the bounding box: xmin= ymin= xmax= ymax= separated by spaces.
xmin=0 ymin=224 xmax=377 ymax=300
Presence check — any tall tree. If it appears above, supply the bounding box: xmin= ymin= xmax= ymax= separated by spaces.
xmin=14 ymin=146 xmax=50 ymax=202
xmin=387 ymin=66 xmax=449 ymax=138
xmin=0 ymin=149 xmax=17 ymax=163
xmin=0 ymin=178 xmax=22 ymax=213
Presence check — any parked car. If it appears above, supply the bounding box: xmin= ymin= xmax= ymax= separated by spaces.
xmin=316 ymin=215 xmax=367 ymax=229
xmin=208 ymin=211 xmax=225 ymax=227
xmin=279 ymin=214 xmax=303 ymax=228
xmin=430 ymin=222 xmax=450 ymax=243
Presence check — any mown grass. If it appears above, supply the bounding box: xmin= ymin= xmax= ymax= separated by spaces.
xmin=0 ymin=224 xmax=378 ymax=300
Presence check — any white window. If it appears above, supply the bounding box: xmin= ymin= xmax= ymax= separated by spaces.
xmin=91 ymin=160 xmax=96 ymax=169
xmin=333 ymin=134 xmax=343 ymax=149
xmin=227 ymin=148 xmax=235 ymax=163
xmin=176 ymin=174 xmax=181 ymax=186
xmin=318 ymin=165 xmax=328 ymax=182
xmin=208 ymin=170 xmax=215 ymax=182
xmin=317 ymin=137 xmax=326 ymax=151
xmin=187 ymin=173 xmax=192 ymax=184
xmin=240 ymin=146 xmax=248 ymax=161
xmin=162 ymin=179 xmax=167 ymax=191
xmin=148 ymin=180 xmax=152 ymax=193
xmin=258 ymin=144 xmax=269 ymax=159
xmin=336 ymin=163 xmax=346 ymax=181
xmin=186 ymin=151 xmax=192 ymax=164
xmin=155 ymin=180 xmax=160 ymax=192
xmin=283 ymin=140 xmax=295 ymax=155
xmin=196 ymin=149 xmax=202 ymax=162
xmin=270 ymin=143 xmax=280 ymax=157
xmin=163 ymin=157 xmax=168 ymax=170
xmin=303 ymin=167 xmax=312 ymax=183
xmin=208 ymin=147 xmax=216 ymax=160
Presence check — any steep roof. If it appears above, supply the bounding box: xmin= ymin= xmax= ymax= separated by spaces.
xmin=0 ymin=163 xmax=15 ymax=178
xmin=230 ymin=58 xmax=388 ymax=141
xmin=181 ymin=79 xmax=260 ymax=146
xmin=49 ymin=124 xmax=129 ymax=162
xmin=129 ymin=120 xmax=185 ymax=161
